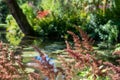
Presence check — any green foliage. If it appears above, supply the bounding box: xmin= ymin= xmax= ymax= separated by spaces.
xmin=35 ymin=14 xmax=80 ymax=38
xmin=18 ymin=0 xmax=82 ymax=38
xmin=37 ymin=0 xmax=85 ymax=38
xmin=86 ymin=13 xmax=107 ymax=40
xmin=86 ymin=13 xmax=119 ymax=44
xmin=106 ymin=0 xmax=120 ymax=19
xmin=0 ymin=0 xmax=9 ymax=23
xmin=17 ymin=0 xmax=26 ymax=4
xmin=98 ymin=20 xmax=118 ymax=43
xmin=6 ymin=15 xmax=24 ymax=45
xmin=5 ymin=2 xmax=37 ymax=45
xmin=39 ymin=0 xmax=81 ymax=16
xmin=115 ymin=43 xmax=120 ymax=51
xmin=20 ymin=3 xmax=38 ymax=27
xmin=77 ymin=67 xmax=110 ymax=80
xmin=4 ymin=0 xmax=120 ymax=44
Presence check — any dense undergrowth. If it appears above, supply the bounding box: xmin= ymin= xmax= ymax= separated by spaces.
xmin=1 ymin=0 xmax=119 ymax=45
xmin=0 ymin=27 xmax=120 ymax=80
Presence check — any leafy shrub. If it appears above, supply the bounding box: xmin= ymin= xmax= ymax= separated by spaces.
xmin=0 ymin=0 xmax=9 ymax=23
xmin=6 ymin=15 xmax=24 ymax=45
xmin=21 ymin=2 xmax=37 ymax=27
xmin=87 ymin=13 xmax=119 ymax=44
xmin=98 ymin=20 xmax=118 ymax=43
xmin=34 ymin=0 xmax=83 ymax=38
xmin=5 ymin=0 xmax=120 ymax=44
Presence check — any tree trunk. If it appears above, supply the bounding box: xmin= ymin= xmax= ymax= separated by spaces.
xmin=4 ymin=0 xmax=38 ymax=36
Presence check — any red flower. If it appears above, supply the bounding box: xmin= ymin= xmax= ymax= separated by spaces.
xmin=36 ymin=10 xmax=50 ymax=19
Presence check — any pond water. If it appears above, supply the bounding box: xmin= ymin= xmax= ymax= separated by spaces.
xmin=0 ymin=31 xmax=66 ymax=51
xmin=0 ymin=30 xmax=66 ymax=70
xmin=0 ymin=31 xmax=66 ymax=61
xmin=21 ymin=37 xmax=66 ymax=59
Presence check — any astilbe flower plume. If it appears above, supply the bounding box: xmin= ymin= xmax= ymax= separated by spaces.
xmin=0 ymin=41 xmax=21 ymax=80
xmin=0 ymin=41 xmax=40 ymax=80
xmin=19 ymin=28 xmax=120 ymax=80
xmin=58 ymin=27 xmax=108 ymax=80
xmin=32 ymin=46 xmax=63 ymax=80
xmin=103 ymin=50 xmax=120 ymax=80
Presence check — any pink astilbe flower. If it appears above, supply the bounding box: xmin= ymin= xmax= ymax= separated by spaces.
xmin=0 ymin=41 xmax=40 ymax=80
xmin=58 ymin=27 xmax=108 ymax=80
xmin=0 ymin=42 xmax=21 ymax=80
xmin=32 ymin=46 xmax=63 ymax=80
xmin=28 ymin=72 xmax=41 ymax=80
xmin=104 ymin=59 xmax=120 ymax=80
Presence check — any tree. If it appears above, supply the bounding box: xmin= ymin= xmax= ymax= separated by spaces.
xmin=4 ymin=0 xmax=38 ymax=36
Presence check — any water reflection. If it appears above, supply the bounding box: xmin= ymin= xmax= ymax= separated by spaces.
xmin=19 ymin=36 xmax=38 ymax=46
xmin=0 ymin=30 xmax=65 ymax=53
xmin=19 ymin=36 xmax=66 ymax=53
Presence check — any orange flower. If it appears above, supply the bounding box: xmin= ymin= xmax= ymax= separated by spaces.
xmin=36 ymin=10 xmax=50 ymax=19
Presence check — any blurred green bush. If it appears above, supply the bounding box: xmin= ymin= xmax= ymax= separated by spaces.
xmin=4 ymin=0 xmax=120 ymax=45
